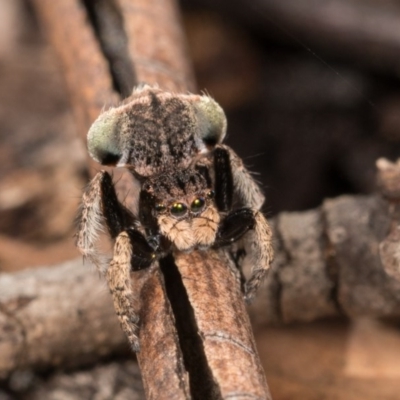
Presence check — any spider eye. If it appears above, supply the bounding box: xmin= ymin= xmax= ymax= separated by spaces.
xmin=206 ymin=190 xmax=215 ymax=199
xmin=191 ymin=197 xmax=205 ymax=212
xmin=170 ymin=202 xmax=188 ymax=217
xmin=155 ymin=203 xmax=166 ymax=213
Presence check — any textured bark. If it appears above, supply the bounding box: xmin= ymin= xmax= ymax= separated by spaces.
xmin=115 ymin=0 xmax=195 ymax=93
xmin=174 ymin=251 xmax=271 ymax=399
xmin=31 ymin=0 xmax=118 ymax=142
xmin=3 ymin=360 xmax=145 ymax=399
xmin=0 ymin=258 xmax=127 ymax=379
xmin=376 ymin=158 xmax=400 ymax=282
xmin=250 ymin=194 xmax=400 ymax=326
xmin=28 ymin=1 xmax=271 ymax=399
xmin=134 ymin=265 xmax=191 ymax=400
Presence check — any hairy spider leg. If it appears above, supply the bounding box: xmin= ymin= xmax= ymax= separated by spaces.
xmin=77 ymin=171 xmax=112 ymax=273
xmin=211 ymin=146 xmax=274 ymax=302
xmin=77 ymin=171 xmax=157 ymax=269
xmin=107 ymin=228 xmax=157 ymax=352
xmin=241 ymin=211 xmax=274 ymax=302
xmin=77 ymin=171 xmax=158 ymax=351
xmin=213 ymin=146 xmax=234 ymax=211
xmin=214 ymin=209 xmax=255 ymax=247
xmin=217 ymin=144 xmax=265 ymax=210
xmin=138 ymin=188 xmax=162 ymax=239
xmin=107 ymin=232 xmax=141 ymax=352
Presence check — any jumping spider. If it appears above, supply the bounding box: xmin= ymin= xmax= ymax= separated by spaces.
xmin=77 ymin=85 xmax=273 ymax=351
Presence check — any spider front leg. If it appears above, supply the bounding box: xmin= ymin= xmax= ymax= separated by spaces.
xmin=77 ymin=171 xmax=156 ymax=351
xmin=107 ymin=228 xmax=156 ymax=352
xmin=212 ymin=147 xmax=274 ymax=302
xmin=214 ymin=208 xmax=273 ymax=302
xmin=216 ymin=144 xmax=265 ymax=210
xmin=240 ymin=211 xmax=273 ymax=302
xmin=76 ymin=171 xmax=110 ymax=273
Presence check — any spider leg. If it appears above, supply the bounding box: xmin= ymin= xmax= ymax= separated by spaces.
xmin=76 ymin=170 xmax=136 ymax=273
xmin=107 ymin=228 xmax=157 ymax=352
xmin=77 ymin=171 xmax=157 ymax=352
xmin=126 ymin=228 xmax=158 ymax=270
xmin=107 ymin=231 xmax=139 ymax=351
xmin=108 ymin=229 xmax=157 ymax=353
xmin=100 ymin=170 xmax=136 ymax=239
xmin=213 ymin=146 xmax=234 ymax=211
xmin=214 ymin=208 xmax=254 ymax=247
xmin=76 ymin=171 xmax=110 ymax=273
xmin=241 ymin=211 xmax=274 ymax=303
xmin=212 ymin=146 xmax=273 ymax=301
xmin=214 ymin=208 xmax=273 ymax=303
xmin=216 ymin=144 xmax=265 ymax=210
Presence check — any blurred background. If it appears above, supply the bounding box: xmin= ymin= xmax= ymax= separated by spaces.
xmin=1 ymin=0 xmax=400 ymax=398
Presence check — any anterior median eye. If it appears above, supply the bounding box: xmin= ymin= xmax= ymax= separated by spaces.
xmin=170 ymin=202 xmax=188 ymax=217
xmin=155 ymin=203 xmax=166 ymax=213
xmin=191 ymin=197 xmax=205 ymax=213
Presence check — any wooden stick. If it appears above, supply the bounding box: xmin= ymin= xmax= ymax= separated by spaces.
xmin=174 ymin=250 xmax=271 ymax=399
xmin=0 ymin=258 xmax=126 ymax=379
xmin=250 ymin=194 xmax=400 ymax=326
xmin=116 ymin=0 xmax=195 ymax=92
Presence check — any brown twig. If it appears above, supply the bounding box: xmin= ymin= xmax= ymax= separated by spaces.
xmin=173 ymin=251 xmax=270 ymax=399
xmin=29 ymin=0 xmax=271 ymax=398
xmin=115 ymin=0 xmax=195 ymax=92
xmin=32 ymin=0 xmax=118 ymax=135
xmin=251 ymin=192 xmax=400 ymax=326
xmin=15 ymin=359 xmax=145 ymax=399
xmin=0 ymin=258 xmax=127 ymax=380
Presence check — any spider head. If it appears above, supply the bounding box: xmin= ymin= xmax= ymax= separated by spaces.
xmin=139 ymin=168 xmax=220 ymax=252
